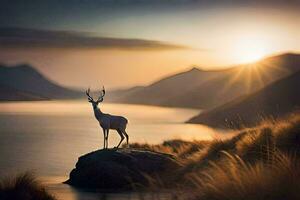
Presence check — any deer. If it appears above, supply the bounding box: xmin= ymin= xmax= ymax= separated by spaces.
xmin=85 ymin=86 xmax=129 ymax=149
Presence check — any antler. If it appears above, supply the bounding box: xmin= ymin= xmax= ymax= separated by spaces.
xmin=97 ymin=86 xmax=106 ymax=103
xmin=85 ymin=88 xmax=94 ymax=101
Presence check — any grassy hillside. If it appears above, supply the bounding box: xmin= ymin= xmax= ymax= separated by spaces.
xmin=130 ymin=113 xmax=300 ymax=199
xmin=110 ymin=53 xmax=300 ymax=109
xmin=188 ymin=71 xmax=300 ymax=129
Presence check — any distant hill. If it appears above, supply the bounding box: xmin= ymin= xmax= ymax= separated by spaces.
xmin=109 ymin=53 xmax=300 ymax=109
xmin=187 ymin=71 xmax=300 ymax=128
xmin=0 ymin=64 xmax=82 ymax=100
xmin=108 ymin=67 xmax=228 ymax=105
xmin=0 ymin=84 xmax=46 ymax=101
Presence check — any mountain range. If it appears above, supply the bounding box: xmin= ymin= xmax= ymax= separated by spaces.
xmin=0 ymin=64 xmax=82 ymax=101
xmin=0 ymin=84 xmax=46 ymax=101
xmin=1 ymin=53 xmax=299 ymax=129
xmin=187 ymin=70 xmax=300 ymax=128
xmin=109 ymin=53 xmax=300 ymax=109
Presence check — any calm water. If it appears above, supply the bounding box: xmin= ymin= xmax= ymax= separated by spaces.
xmin=0 ymin=100 xmax=229 ymax=200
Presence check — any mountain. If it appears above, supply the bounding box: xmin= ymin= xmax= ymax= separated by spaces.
xmin=187 ymin=71 xmax=300 ymax=128
xmin=0 ymin=84 xmax=46 ymax=101
xmin=108 ymin=67 xmax=228 ymax=105
xmin=0 ymin=64 xmax=82 ymax=100
xmin=109 ymin=53 xmax=300 ymax=109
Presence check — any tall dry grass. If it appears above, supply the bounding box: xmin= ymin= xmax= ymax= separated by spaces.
xmin=128 ymin=139 xmax=209 ymax=162
xmin=133 ymin=114 xmax=300 ymax=200
xmin=190 ymin=151 xmax=300 ymax=200
xmin=181 ymin=114 xmax=300 ymax=200
xmin=0 ymin=172 xmax=56 ymax=200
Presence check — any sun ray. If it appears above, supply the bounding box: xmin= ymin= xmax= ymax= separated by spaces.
xmin=220 ymin=67 xmax=245 ymax=94
xmin=251 ymin=65 xmax=265 ymax=89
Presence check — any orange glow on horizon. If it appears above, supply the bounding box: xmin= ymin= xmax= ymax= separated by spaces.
xmin=232 ymin=35 xmax=270 ymax=64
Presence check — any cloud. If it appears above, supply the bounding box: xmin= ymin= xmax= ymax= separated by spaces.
xmin=0 ymin=27 xmax=188 ymax=51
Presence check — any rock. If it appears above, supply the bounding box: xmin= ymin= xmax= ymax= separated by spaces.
xmin=64 ymin=148 xmax=180 ymax=191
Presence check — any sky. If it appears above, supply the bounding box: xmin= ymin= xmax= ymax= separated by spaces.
xmin=0 ymin=0 xmax=300 ymax=89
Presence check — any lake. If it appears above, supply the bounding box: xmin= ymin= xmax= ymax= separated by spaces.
xmin=0 ymin=100 xmax=230 ymax=200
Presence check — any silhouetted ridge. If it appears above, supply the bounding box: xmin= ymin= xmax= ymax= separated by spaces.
xmin=0 ymin=84 xmax=46 ymax=101
xmin=187 ymin=71 xmax=300 ymax=128
xmin=0 ymin=63 xmax=82 ymax=100
xmin=109 ymin=53 xmax=300 ymax=109
xmin=189 ymin=66 xmax=201 ymax=72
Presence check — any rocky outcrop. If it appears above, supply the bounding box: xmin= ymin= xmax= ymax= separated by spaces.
xmin=64 ymin=148 xmax=180 ymax=191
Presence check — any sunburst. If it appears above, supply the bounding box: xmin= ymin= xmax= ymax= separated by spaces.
xmin=234 ymin=36 xmax=269 ymax=64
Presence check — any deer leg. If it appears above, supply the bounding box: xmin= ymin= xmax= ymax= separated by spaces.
xmin=102 ymin=128 xmax=106 ymax=149
xmin=106 ymin=129 xmax=109 ymax=149
xmin=122 ymin=130 xmax=129 ymax=147
xmin=116 ymin=130 xmax=125 ymax=148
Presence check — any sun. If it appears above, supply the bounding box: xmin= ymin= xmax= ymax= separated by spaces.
xmin=239 ymin=48 xmax=265 ymax=63
xmin=234 ymin=37 xmax=269 ymax=64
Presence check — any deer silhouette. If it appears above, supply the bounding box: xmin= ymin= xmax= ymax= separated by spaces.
xmin=86 ymin=87 xmax=129 ymax=149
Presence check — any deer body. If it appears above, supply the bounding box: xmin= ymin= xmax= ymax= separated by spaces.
xmin=93 ymin=107 xmax=128 ymax=130
xmin=87 ymin=87 xmax=129 ymax=149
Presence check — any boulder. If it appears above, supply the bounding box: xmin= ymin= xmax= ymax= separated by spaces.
xmin=64 ymin=148 xmax=180 ymax=191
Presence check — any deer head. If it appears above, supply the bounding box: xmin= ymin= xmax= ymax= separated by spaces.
xmin=86 ymin=86 xmax=105 ymax=108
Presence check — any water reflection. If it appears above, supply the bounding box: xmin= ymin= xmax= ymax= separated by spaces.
xmin=45 ymin=176 xmax=175 ymax=200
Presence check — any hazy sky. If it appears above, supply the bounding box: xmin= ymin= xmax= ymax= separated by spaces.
xmin=1 ymin=0 xmax=300 ymax=89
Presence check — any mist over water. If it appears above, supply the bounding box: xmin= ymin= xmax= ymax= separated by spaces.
xmin=0 ymin=100 xmax=229 ymax=200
